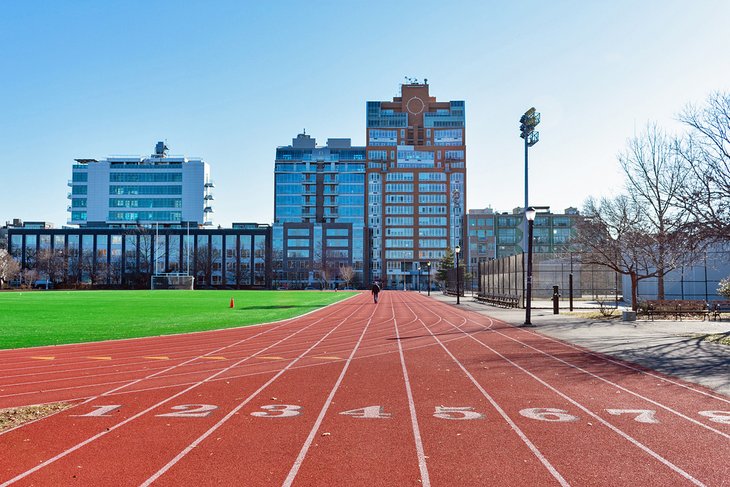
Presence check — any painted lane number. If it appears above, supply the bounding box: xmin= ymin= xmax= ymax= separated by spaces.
xmin=340 ymin=406 xmax=392 ymax=419
xmin=157 ymin=404 xmax=218 ymax=418
xmin=251 ymin=404 xmax=302 ymax=418
xmin=72 ymin=405 xmax=122 ymax=417
xmin=698 ymin=410 xmax=730 ymax=424
xmin=433 ymin=406 xmax=484 ymax=420
xmin=605 ymin=409 xmax=659 ymax=424
xmin=71 ymin=404 xmax=730 ymax=426
xmin=520 ymin=408 xmax=579 ymax=422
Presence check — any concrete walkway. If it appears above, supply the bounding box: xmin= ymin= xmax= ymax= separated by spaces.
xmin=426 ymin=292 xmax=730 ymax=397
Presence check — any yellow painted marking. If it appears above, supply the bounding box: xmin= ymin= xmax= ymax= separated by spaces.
xmin=201 ymin=356 xmax=226 ymax=360
xmin=313 ymin=356 xmax=342 ymax=360
xmin=30 ymin=356 xmax=55 ymax=360
xmin=144 ymin=356 xmax=170 ymax=360
xmin=258 ymin=356 xmax=285 ymax=360
xmin=87 ymin=356 xmax=112 ymax=360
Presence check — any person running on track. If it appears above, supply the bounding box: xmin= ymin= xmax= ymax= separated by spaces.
xmin=371 ymin=281 xmax=381 ymax=303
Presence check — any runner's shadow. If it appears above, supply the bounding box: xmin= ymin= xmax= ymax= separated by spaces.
xmin=386 ymin=329 xmax=486 ymax=340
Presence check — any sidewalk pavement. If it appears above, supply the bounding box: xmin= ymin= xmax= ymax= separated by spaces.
xmin=425 ymin=292 xmax=730 ymax=397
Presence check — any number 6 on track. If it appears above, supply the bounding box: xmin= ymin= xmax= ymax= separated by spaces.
xmin=519 ymin=408 xmax=578 ymax=422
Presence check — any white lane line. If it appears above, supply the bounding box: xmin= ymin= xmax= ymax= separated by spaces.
xmin=472 ymin=315 xmax=730 ymax=440
xmin=509 ymin=322 xmax=730 ymax=405
xmin=431 ymin=310 xmax=706 ymax=487
xmin=281 ymin=315 xmax=375 ymax=486
xmin=77 ymin=332 xmax=475 ymax=400
xmin=140 ymin=301 xmax=375 ymax=487
xmin=398 ymin=294 xmax=569 ymax=487
xmin=0 ymin=297 xmax=359 ymax=422
xmin=0 ymin=304 xmax=356 ymax=486
xmin=0 ymin=324 xmax=473 ymax=408
xmin=390 ymin=296 xmax=431 ymax=487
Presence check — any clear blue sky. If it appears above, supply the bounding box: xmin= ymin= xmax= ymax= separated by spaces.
xmin=2 ymin=1 xmax=728 ymax=227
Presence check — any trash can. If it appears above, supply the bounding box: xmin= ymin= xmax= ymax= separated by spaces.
xmin=622 ymin=311 xmax=637 ymax=321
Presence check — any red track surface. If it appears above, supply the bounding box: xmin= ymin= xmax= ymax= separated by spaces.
xmin=1 ymin=292 xmax=728 ymax=486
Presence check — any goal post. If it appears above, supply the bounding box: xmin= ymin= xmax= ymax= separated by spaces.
xmin=151 ymin=273 xmax=195 ymax=290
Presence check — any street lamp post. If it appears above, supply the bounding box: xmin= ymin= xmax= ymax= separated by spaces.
xmin=523 ymin=207 xmax=536 ymax=326
xmin=455 ymin=245 xmax=461 ymax=305
xmin=417 ymin=265 xmax=421 ymax=293
xmin=427 ymin=262 xmax=431 ymax=296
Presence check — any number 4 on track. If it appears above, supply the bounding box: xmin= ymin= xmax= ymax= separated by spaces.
xmin=340 ymin=406 xmax=392 ymax=419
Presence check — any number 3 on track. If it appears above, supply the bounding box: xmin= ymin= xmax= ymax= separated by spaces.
xmin=251 ymin=404 xmax=302 ymax=418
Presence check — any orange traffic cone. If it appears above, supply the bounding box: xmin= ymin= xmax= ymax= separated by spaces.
xmin=230 ymin=297 xmax=235 ymax=308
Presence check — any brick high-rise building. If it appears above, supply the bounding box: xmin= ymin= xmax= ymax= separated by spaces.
xmin=366 ymin=81 xmax=466 ymax=289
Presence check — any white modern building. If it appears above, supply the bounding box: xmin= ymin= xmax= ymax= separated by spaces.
xmin=68 ymin=142 xmax=213 ymax=227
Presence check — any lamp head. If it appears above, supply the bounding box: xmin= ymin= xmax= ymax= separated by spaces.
xmin=455 ymin=245 xmax=461 ymax=254
xmin=525 ymin=207 xmax=537 ymax=221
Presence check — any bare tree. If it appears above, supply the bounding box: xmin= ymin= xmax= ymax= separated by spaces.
xmin=37 ymin=248 xmax=68 ymax=286
xmin=618 ymin=123 xmax=691 ymax=298
xmin=194 ymin=244 xmax=212 ymax=287
xmin=676 ymin=92 xmax=730 ymax=241
xmin=21 ymin=268 xmax=39 ymax=289
xmin=0 ymin=249 xmax=21 ymax=288
xmin=340 ymin=265 xmax=355 ymax=288
xmin=573 ymin=196 xmax=694 ymax=310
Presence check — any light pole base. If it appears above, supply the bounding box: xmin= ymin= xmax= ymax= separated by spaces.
xmin=520 ymin=322 xmax=535 ymax=327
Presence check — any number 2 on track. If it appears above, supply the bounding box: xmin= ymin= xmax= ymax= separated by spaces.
xmin=157 ymin=404 xmax=218 ymax=418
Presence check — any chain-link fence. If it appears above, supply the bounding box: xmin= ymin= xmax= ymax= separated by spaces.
xmin=474 ymin=253 xmax=620 ymax=309
xmin=632 ymin=248 xmax=730 ymax=304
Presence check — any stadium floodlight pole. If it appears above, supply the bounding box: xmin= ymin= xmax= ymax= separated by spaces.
xmin=523 ymin=207 xmax=537 ymax=326
xmin=455 ymin=245 xmax=461 ymax=305
xmin=186 ymin=221 xmax=190 ymax=276
xmin=519 ymin=107 xmax=540 ymax=308
xmin=427 ymin=261 xmax=431 ymax=296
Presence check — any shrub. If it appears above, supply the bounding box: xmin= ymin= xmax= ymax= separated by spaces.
xmin=718 ymin=277 xmax=730 ymax=298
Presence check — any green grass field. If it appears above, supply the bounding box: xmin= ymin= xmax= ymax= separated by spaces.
xmin=0 ymin=290 xmax=357 ymax=350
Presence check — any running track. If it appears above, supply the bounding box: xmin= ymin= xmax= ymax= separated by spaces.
xmin=0 ymin=292 xmax=728 ymax=486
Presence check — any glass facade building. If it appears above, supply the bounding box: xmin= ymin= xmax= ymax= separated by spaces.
xmin=273 ymin=135 xmax=367 ymax=288
xmin=366 ymin=82 xmax=466 ymax=289
xmin=468 ymin=206 xmax=580 ymax=264
xmin=7 ymin=224 xmax=271 ymax=289
xmin=69 ymin=142 xmax=213 ymax=227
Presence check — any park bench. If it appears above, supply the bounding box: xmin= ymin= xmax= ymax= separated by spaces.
xmin=708 ymin=300 xmax=730 ymax=321
xmin=475 ymin=293 xmax=520 ymax=309
xmin=643 ymin=299 xmax=709 ymax=321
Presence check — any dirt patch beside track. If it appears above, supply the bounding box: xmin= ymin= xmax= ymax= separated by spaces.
xmin=0 ymin=402 xmax=71 ymax=432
